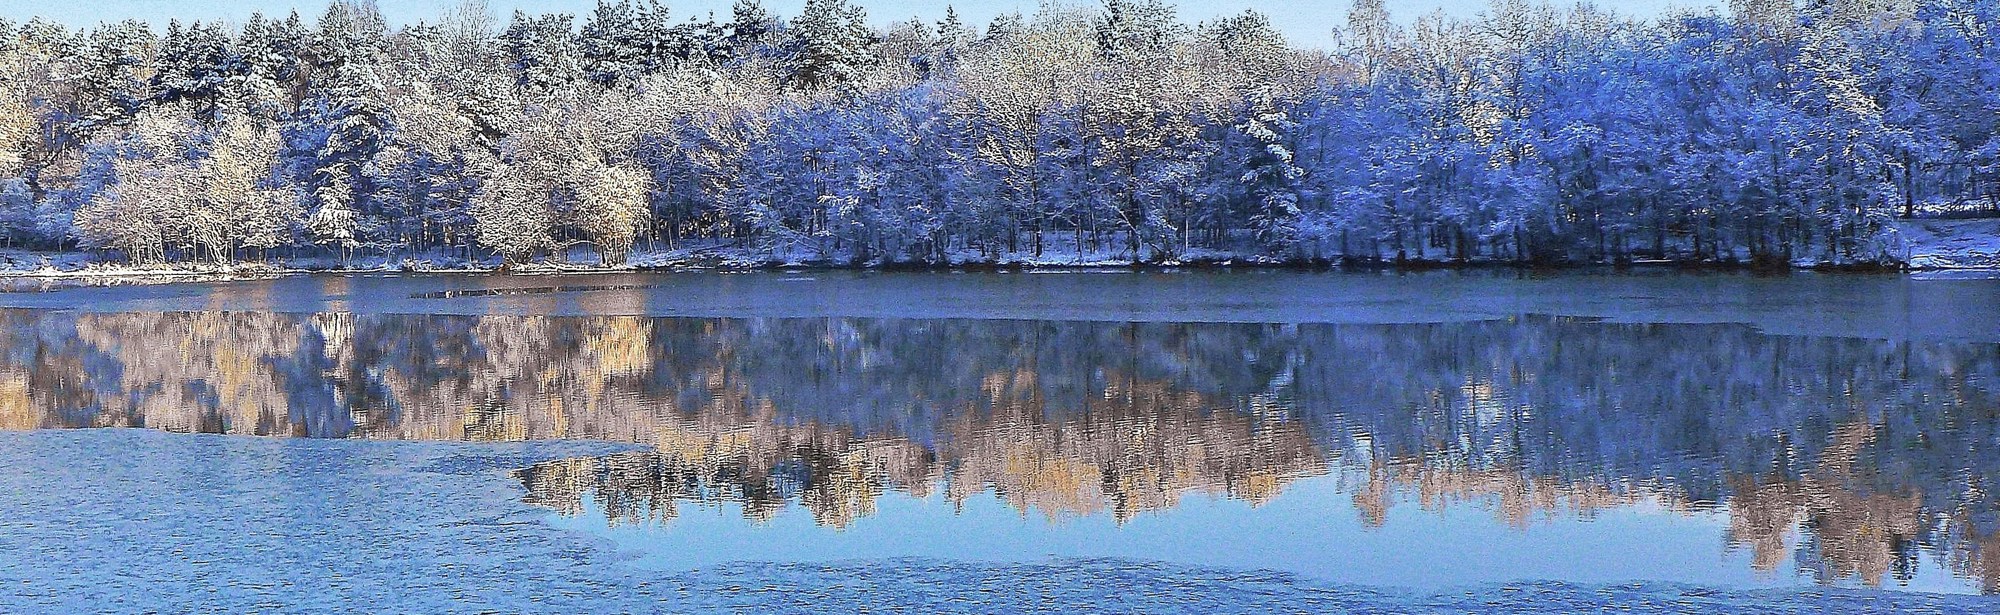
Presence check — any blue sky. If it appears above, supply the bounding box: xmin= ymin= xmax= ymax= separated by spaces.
xmin=0 ymin=1 xmax=1725 ymax=49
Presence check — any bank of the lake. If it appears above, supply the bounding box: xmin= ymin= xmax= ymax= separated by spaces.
xmin=2 ymin=219 xmax=1995 ymax=280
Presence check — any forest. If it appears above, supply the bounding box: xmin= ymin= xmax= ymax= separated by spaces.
xmin=0 ymin=0 xmax=1995 ymax=267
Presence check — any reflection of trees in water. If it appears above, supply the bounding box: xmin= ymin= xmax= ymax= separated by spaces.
xmin=1722 ymin=424 xmax=1926 ymax=589
xmin=0 ymin=311 xmax=305 ymax=435
xmin=1295 ymin=318 xmax=2000 ymax=590
xmin=513 ymin=367 xmax=1326 ymax=529
xmin=0 ymin=309 xmax=1997 ymax=589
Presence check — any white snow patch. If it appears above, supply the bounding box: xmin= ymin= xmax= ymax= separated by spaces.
xmin=1899 ymin=219 xmax=2000 ymax=270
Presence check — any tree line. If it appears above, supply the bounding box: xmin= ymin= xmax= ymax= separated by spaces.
xmin=0 ymin=0 xmax=1994 ymax=267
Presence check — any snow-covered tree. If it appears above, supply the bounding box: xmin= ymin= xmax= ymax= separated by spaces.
xmin=574 ymin=162 xmax=651 ymax=265
xmin=502 ymin=10 xmax=580 ymax=94
xmin=0 ymin=0 xmax=1990 ymax=269
xmin=470 ymin=164 xmax=552 ymax=264
xmin=0 ymin=80 xmax=31 ymax=178
xmin=196 ymin=117 xmax=296 ymax=262
xmin=785 ymin=0 xmax=877 ymax=93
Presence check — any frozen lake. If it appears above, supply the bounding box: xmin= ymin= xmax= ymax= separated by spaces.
xmin=0 ymin=270 xmax=1996 ymax=612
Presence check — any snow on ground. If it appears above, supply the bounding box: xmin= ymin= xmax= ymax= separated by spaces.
xmin=0 ymin=249 xmax=100 ymax=275
xmin=0 ymin=428 xmax=1985 ymax=614
xmin=1 ymin=219 xmax=1997 ymax=277
xmin=1901 ymin=218 xmax=2000 ymax=270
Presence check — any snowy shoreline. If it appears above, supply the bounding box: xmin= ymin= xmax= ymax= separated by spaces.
xmin=0 ymin=219 xmax=1993 ymax=280
xmin=0 ymin=259 xmax=1976 ymax=281
xmin=0 ymin=251 xmax=1982 ymax=281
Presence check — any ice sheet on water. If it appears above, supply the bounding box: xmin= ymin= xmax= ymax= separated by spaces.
xmin=1 ymin=269 xmax=1996 ymax=342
